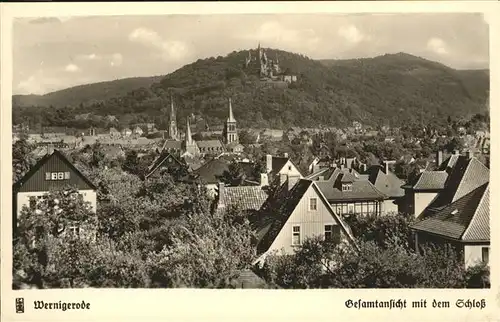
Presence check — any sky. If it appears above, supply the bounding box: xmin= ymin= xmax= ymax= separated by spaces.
xmin=13 ymin=13 xmax=489 ymax=95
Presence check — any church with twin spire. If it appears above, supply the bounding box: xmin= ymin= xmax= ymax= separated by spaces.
xmin=160 ymin=96 xmax=244 ymax=159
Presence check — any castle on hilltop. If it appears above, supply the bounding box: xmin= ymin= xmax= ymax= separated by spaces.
xmin=244 ymin=43 xmax=297 ymax=84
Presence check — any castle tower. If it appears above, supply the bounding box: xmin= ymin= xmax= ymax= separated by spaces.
xmin=184 ymin=117 xmax=199 ymax=156
xmin=168 ymin=96 xmax=178 ymax=140
xmin=223 ymin=98 xmax=238 ymax=145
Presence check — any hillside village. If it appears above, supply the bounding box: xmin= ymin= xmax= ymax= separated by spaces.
xmin=12 ymin=45 xmax=490 ymax=289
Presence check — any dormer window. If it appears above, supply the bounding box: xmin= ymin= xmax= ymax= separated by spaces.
xmin=342 ymin=183 xmax=352 ymax=191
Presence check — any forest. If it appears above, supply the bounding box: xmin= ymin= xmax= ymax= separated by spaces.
xmin=13 ymin=50 xmax=489 ymax=132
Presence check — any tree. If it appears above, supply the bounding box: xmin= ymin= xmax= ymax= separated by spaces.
xmin=13 ymin=186 xmax=98 ymax=288
xmin=220 ymin=161 xmax=245 ymax=186
xmin=146 ymin=204 xmax=256 ymax=288
xmin=12 ymin=138 xmax=36 ymax=183
xmin=259 ymin=237 xmax=468 ymax=289
xmin=239 ymin=129 xmax=257 ymax=145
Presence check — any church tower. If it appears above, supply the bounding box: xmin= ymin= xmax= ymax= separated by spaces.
xmin=183 ymin=117 xmax=199 ymax=156
xmin=168 ymin=96 xmax=178 ymax=140
xmin=223 ymin=98 xmax=238 ymax=145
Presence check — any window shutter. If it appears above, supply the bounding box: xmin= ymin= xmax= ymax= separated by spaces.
xmin=64 ymin=172 xmax=70 ymax=179
xmin=45 ymin=172 xmax=51 ymax=180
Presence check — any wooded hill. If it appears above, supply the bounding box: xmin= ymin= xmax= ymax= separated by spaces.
xmin=13 ymin=49 xmax=489 ymax=130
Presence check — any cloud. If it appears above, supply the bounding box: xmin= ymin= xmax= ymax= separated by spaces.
xmin=16 ymin=70 xmax=62 ymax=95
xmin=110 ymin=53 xmax=123 ymax=67
xmin=77 ymin=53 xmax=101 ymax=61
xmin=338 ymin=25 xmax=365 ymax=44
xmin=64 ymin=63 xmax=81 ymax=72
xmin=128 ymin=27 xmax=188 ymax=61
xmin=427 ymin=37 xmax=448 ymax=55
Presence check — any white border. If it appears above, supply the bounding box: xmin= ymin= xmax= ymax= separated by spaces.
xmin=1 ymin=2 xmax=499 ymax=322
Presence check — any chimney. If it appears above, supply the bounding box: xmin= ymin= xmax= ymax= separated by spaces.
xmin=283 ymin=152 xmax=289 ymax=158
xmin=312 ymin=163 xmax=322 ymax=174
xmin=217 ymin=182 xmax=225 ymax=208
xmin=279 ymin=173 xmax=288 ymax=186
xmin=383 ymin=161 xmax=389 ymax=174
xmin=260 ymin=172 xmax=269 ymax=187
xmin=46 ymin=144 xmax=55 ymax=155
xmin=466 ymin=150 xmax=473 ymax=159
xmin=436 ymin=150 xmax=443 ymax=167
xmin=266 ymin=154 xmax=273 ymax=173
xmin=318 ymin=176 xmax=325 ymax=181
xmin=454 ymin=150 xmax=460 ymax=155
xmin=287 ymin=175 xmax=300 ymax=191
xmin=340 ymin=164 xmax=345 ymax=170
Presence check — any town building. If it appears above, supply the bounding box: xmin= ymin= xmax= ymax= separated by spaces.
xmin=307 ymin=166 xmax=387 ymax=217
xmin=12 ymin=150 xmax=97 ymax=236
xmin=265 ymin=153 xmax=303 ymax=185
xmin=411 ymin=182 xmax=489 ymax=268
xmin=359 ymin=161 xmax=404 ymax=214
xmin=253 ymin=178 xmax=358 ymax=265
xmin=401 ymin=150 xmax=489 ymax=218
xmin=145 ymin=152 xmax=189 ymax=180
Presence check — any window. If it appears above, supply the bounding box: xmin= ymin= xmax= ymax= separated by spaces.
xmin=342 ymin=183 xmax=352 ymax=191
xmin=348 ymin=204 xmax=354 ymax=214
xmin=309 ymin=198 xmax=318 ymax=211
xmin=46 ymin=172 xmax=69 ymax=181
xmin=29 ymin=197 xmax=37 ymax=209
xmin=324 ymin=225 xmax=333 ymax=241
xmin=482 ymin=247 xmax=489 ymax=263
xmin=292 ymin=225 xmax=301 ymax=245
xmin=68 ymin=224 xmax=80 ymax=238
xmin=288 ymin=165 xmax=292 ymax=171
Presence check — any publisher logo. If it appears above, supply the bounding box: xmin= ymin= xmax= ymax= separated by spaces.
xmin=16 ymin=298 xmax=24 ymax=313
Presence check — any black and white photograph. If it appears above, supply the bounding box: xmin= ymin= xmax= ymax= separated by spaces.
xmin=9 ymin=10 xmax=491 ymax=291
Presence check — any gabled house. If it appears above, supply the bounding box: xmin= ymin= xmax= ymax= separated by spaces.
xmin=411 ymin=182 xmax=489 ymax=268
xmin=145 ymin=152 xmax=189 ymax=180
xmin=401 ymin=151 xmax=489 ymax=218
xmin=307 ymin=166 xmax=386 ymax=216
xmin=12 ymin=150 xmax=97 ymax=235
xmin=180 ymin=158 xmax=231 ymax=198
xmin=265 ymin=153 xmax=303 ymax=185
xmin=361 ymin=162 xmax=405 ymax=214
xmin=254 ymin=178 xmax=358 ymax=264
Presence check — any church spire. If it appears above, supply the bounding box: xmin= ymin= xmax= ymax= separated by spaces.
xmin=168 ymin=95 xmax=178 ymax=140
xmin=185 ymin=117 xmax=192 ymax=145
xmin=227 ymin=98 xmax=236 ymax=123
xmin=170 ymin=95 xmax=175 ymax=119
